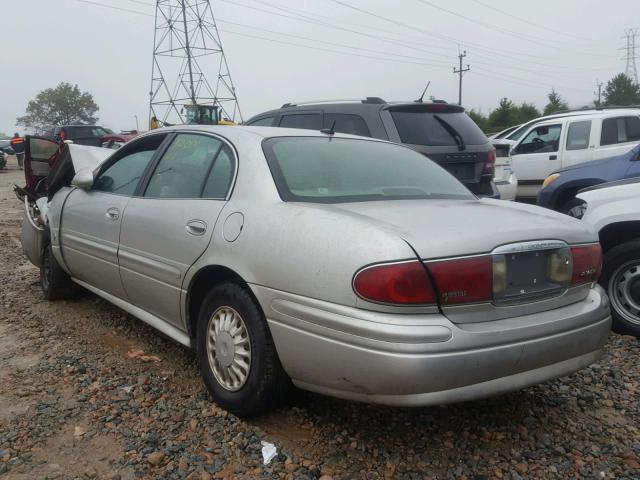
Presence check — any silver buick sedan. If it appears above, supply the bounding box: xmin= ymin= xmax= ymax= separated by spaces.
xmin=19 ymin=126 xmax=611 ymax=416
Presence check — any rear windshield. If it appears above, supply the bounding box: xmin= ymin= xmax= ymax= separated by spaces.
xmin=263 ymin=137 xmax=474 ymax=203
xmin=64 ymin=126 xmax=110 ymax=138
xmin=391 ymin=111 xmax=487 ymax=146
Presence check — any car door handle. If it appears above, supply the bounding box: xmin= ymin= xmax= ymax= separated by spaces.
xmin=549 ymin=155 xmax=558 ymax=160
xmin=185 ymin=220 xmax=207 ymax=236
xmin=105 ymin=207 xmax=120 ymax=221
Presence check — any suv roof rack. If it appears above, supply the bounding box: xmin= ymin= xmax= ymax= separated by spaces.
xmin=281 ymin=97 xmax=387 ymax=108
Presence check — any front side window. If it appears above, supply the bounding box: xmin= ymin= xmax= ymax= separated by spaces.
xmin=515 ymin=124 xmax=562 ymax=154
xmin=601 ymin=116 xmax=640 ymax=146
xmin=145 ymin=134 xmax=223 ymax=199
xmin=248 ymin=117 xmax=277 ymax=127
xmin=279 ymin=114 xmax=322 ymax=130
xmin=566 ymin=121 xmax=591 ymax=150
xmin=323 ymin=113 xmax=371 ymax=137
xmin=93 ymin=134 xmax=166 ymax=196
xmin=263 ymin=137 xmax=474 ymax=203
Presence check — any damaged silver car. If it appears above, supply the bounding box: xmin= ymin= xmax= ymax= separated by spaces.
xmin=17 ymin=126 xmax=611 ymax=416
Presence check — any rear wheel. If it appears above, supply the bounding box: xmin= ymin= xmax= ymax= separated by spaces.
xmin=561 ymin=197 xmax=587 ymax=219
xmin=40 ymin=241 xmax=78 ymax=300
xmin=196 ymin=283 xmax=290 ymax=416
xmin=600 ymin=240 xmax=640 ymax=337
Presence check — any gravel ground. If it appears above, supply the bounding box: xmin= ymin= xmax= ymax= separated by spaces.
xmin=0 ymin=159 xmax=639 ymax=480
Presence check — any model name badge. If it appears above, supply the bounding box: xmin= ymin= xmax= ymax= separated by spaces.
xmin=442 ymin=290 xmax=467 ymax=302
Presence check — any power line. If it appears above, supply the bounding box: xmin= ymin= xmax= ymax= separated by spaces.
xmin=466 ymin=0 xmax=600 ymax=43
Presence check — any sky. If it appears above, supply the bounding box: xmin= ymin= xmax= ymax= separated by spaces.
xmin=0 ymin=0 xmax=636 ymax=135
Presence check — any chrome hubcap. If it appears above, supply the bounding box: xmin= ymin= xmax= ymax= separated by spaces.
xmin=206 ymin=306 xmax=251 ymax=391
xmin=609 ymin=261 xmax=640 ymax=326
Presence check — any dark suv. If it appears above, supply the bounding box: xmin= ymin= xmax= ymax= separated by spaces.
xmin=246 ymin=98 xmax=497 ymax=197
xmin=49 ymin=125 xmax=114 ymax=146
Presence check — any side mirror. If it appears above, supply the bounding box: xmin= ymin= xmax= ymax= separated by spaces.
xmin=71 ymin=169 xmax=94 ymax=189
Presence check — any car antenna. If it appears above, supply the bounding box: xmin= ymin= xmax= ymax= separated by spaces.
xmin=415 ymin=81 xmax=431 ymax=103
xmin=320 ymin=120 xmax=337 ymax=135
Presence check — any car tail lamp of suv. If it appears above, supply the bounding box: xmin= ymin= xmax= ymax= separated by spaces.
xmin=484 ymin=148 xmax=496 ymax=175
xmin=353 ymin=242 xmax=602 ymax=306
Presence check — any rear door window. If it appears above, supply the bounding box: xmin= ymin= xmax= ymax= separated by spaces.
xmin=390 ymin=111 xmax=487 ymax=146
xmin=279 ymin=114 xmax=322 ymax=130
xmin=600 ymin=116 xmax=640 ymax=145
xmin=566 ymin=121 xmax=591 ymax=150
xmin=323 ymin=113 xmax=371 ymax=137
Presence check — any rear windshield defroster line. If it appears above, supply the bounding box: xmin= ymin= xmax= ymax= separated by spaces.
xmin=262 ymin=136 xmax=475 ymax=204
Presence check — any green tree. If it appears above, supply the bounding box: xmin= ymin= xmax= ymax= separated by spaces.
xmin=467 ymin=109 xmax=489 ymax=132
xmin=603 ymin=73 xmax=640 ymax=106
xmin=488 ymin=98 xmax=518 ymax=132
xmin=16 ymin=82 xmax=99 ymax=131
xmin=515 ymin=102 xmax=541 ymax=124
xmin=543 ymin=89 xmax=569 ymax=115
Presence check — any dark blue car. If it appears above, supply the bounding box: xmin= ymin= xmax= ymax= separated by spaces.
xmin=537 ymin=143 xmax=640 ymax=217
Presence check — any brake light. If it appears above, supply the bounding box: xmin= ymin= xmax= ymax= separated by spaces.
xmin=353 ymin=261 xmax=436 ymax=304
xmin=60 ymin=130 xmax=66 ymax=140
xmin=571 ymin=244 xmax=602 ymax=286
xmin=484 ymin=148 xmax=496 ymax=174
xmin=427 ymin=256 xmax=493 ymax=305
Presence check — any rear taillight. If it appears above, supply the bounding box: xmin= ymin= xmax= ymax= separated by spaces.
xmin=571 ymin=244 xmax=602 ymax=286
xmin=60 ymin=130 xmax=66 ymax=140
xmin=353 ymin=261 xmax=436 ymax=305
xmin=484 ymin=148 xmax=496 ymax=174
xmin=427 ymin=256 xmax=493 ymax=305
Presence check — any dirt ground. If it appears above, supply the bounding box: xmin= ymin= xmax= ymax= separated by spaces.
xmin=0 ymin=156 xmax=639 ymax=480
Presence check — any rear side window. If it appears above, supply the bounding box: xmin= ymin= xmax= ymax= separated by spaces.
xmin=145 ymin=134 xmax=223 ymax=199
xmin=391 ymin=111 xmax=487 ymax=146
xmin=64 ymin=126 xmax=109 ymax=138
xmin=324 ymin=113 xmax=371 ymax=137
xmin=279 ymin=114 xmax=322 ymax=130
xmin=566 ymin=121 xmax=591 ymax=150
xmin=248 ymin=117 xmax=277 ymax=127
xmin=601 ymin=116 xmax=640 ymax=146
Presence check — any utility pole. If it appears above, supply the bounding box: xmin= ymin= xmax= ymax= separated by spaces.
xmin=621 ymin=28 xmax=639 ymax=84
xmin=453 ymin=51 xmax=470 ymax=106
xmin=594 ymin=80 xmax=603 ymax=107
xmin=149 ymin=0 xmax=242 ymax=126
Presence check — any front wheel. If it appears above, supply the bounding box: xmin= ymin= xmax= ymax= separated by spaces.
xmin=561 ymin=197 xmax=587 ymax=219
xmin=196 ymin=283 xmax=290 ymax=416
xmin=40 ymin=242 xmax=78 ymax=300
xmin=600 ymin=240 xmax=640 ymax=337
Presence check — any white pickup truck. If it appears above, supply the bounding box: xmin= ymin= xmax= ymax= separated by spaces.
xmin=494 ymin=108 xmax=640 ymax=200
xmin=579 ymin=179 xmax=640 ymax=337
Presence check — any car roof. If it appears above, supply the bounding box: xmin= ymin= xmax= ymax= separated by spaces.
xmin=138 ymin=124 xmax=392 ymax=144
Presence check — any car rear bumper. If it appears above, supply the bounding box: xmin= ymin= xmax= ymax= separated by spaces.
xmin=495 ymin=173 xmax=518 ymax=201
xmin=254 ymin=285 xmax=611 ymax=406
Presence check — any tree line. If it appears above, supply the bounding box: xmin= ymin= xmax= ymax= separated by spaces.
xmin=468 ymin=73 xmax=640 ymax=134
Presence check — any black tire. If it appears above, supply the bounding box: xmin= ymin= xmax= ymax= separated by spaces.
xmin=40 ymin=240 xmax=78 ymax=300
xmin=196 ymin=282 xmax=290 ymax=416
xmin=599 ymin=240 xmax=640 ymax=337
xmin=560 ymin=197 xmax=587 ymax=219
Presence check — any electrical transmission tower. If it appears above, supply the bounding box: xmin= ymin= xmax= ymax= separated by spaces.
xmin=149 ymin=0 xmax=242 ymax=126
xmin=453 ymin=51 xmax=470 ymax=106
xmin=621 ymin=28 xmax=638 ymax=84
